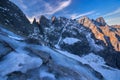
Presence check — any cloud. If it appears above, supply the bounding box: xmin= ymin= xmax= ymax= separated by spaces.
xmin=71 ymin=11 xmax=95 ymax=19
xmin=27 ymin=0 xmax=72 ymax=22
xmin=34 ymin=0 xmax=72 ymax=16
xmin=45 ymin=0 xmax=72 ymax=15
xmin=18 ymin=0 xmax=28 ymax=9
xmin=11 ymin=0 xmax=71 ymax=22
xmin=104 ymin=8 xmax=120 ymax=17
xmin=105 ymin=17 xmax=120 ymax=25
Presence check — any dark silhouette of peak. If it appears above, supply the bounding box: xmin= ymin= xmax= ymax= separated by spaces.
xmin=39 ymin=15 xmax=49 ymax=27
xmin=0 ymin=0 xmax=33 ymax=36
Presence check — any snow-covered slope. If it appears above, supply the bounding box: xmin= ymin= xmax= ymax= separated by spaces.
xmin=0 ymin=25 xmax=105 ymax=80
xmin=0 ymin=26 xmax=120 ymax=80
xmin=0 ymin=1 xmax=120 ymax=80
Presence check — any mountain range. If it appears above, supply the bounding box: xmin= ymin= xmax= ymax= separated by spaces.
xmin=0 ymin=0 xmax=120 ymax=80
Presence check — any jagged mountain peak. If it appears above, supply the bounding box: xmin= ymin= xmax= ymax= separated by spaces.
xmin=78 ymin=16 xmax=91 ymax=24
xmin=32 ymin=18 xmax=37 ymax=24
xmin=0 ymin=1 xmax=120 ymax=80
xmin=39 ymin=15 xmax=49 ymax=22
xmin=51 ymin=16 xmax=56 ymax=22
xmin=96 ymin=17 xmax=107 ymax=26
xmin=39 ymin=15 xmax=49 ymax=27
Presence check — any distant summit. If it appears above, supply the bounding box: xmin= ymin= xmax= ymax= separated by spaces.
xmin=96 ymin=17 xmax=107 ymax=26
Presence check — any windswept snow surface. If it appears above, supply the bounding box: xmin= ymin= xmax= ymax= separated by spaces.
xmin=56 ymin=50 xmax=120 ymax=80
xmin=0 ymin=26 xmax=24 ymax=40
xmin=0 ymin=52 xmax=42 ymax=76
xmin=0 ymin=26 xmax=119 ymax=80
xmin=63 ymin=37 xmax=80 ymax=45
xmin=30 ymin=45 xmax=101 ymax=80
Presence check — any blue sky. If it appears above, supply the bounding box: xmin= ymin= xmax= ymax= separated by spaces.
xmin=10 ymin=0 xmax=120 ymax=25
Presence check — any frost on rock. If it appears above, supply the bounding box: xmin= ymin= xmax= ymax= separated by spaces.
xmin=86 ymin=33 xmax=103 ymax=51
xmin=0 ymin=52 xmax=42 ymax=76
xmin=63 ymin=37 xmax=80 ymax=45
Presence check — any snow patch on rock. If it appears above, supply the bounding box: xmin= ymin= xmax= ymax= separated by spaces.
xmin=63 ymin=37 xmax=80 ymax=45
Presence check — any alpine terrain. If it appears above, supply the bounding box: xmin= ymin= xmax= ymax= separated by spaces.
xmin=0 ymin=0 xmax=120 ymax=80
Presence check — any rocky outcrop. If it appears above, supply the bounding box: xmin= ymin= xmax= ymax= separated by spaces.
xmin=0 ymin=40 xmax=13 ymax=58
xmin=39 ymin=15 xmax=50 ymax=28
xmin=78 ymin=16 xmax=107 ymax=45
xmin=0 ymin=0 xmax=33 ymax=36
xmin=100 ymin=26 xmax=120 ymax=51
xmin=96 ymin=17 xmax=107 ymax=26
xmin=78 ymin=16 xmax=120 ymax=51
xmin=0 ymin=26 xmax=104 ymax=80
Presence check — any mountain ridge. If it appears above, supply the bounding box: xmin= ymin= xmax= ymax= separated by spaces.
xmin=0 ymin=0 xmax=120 ymax=80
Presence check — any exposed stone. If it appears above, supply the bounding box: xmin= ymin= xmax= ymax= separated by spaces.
xmin=0 ymin=0 xmax=33 ymax=36
xmin=39 ymin=15 xmax=49 ymax=27
xmin=0 ymin=40 xmax=13 ymax=59
xmin=96 ymin=17 xmax=106 ymax=26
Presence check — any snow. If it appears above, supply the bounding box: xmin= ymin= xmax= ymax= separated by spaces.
xmin=0 ymin=76 xmax=7 ymax=80
xmin=31 ymin=45 xmax=100 ymax=80
xmin=0 ymin=7 xmax=9 ymax=11
xmin=86 ymin=33 xmax=103 ymax=51
xmin=55 ymin=44 xmax=60 ymax=49
xmin=0 ymin=52 xmax=42 ymax=76
xmin=63 ymin=37 xmax=80 ymax=45
xmin=40 ymin=71 xmax=55 ymax=79
xmin=56 ymin=49 xmax=120 ymax=80
xmin=8 ymin=35 xmax=24 ymax=40
xmin=0 ymin=26 xmax=24 ymax=40
xmin=0 ymin=25 xmax=119 ymax=80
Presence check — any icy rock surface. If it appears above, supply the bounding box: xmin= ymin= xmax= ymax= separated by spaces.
xmin=0 ymin=52 xmax=42 ymax=76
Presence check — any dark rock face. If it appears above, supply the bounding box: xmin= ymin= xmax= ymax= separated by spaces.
xmin=60 ymin=41 xmax=90 ymax=55
xmin=0 ymin=40 xmax=13 ymax=58
xmin=0 ymin=0 xmax=33 ymax=36
xmin=30 ymin=15 xmax=120 ymax=69
xmin=78 ymin=16 xmax=120 ymax=69
xmin=39 ymin=15 xmax=50 ymax=28
xmin=96 ymin=17 xmax=107 ymax=26
xmin=0 ymin=1 xmax=119 ymax=80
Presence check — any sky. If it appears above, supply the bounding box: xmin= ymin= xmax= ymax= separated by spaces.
xmin=10 ymin=0 xmax=120 ymax=25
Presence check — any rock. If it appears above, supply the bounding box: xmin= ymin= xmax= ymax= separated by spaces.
xmin=25 ymin=47 xmax=51 ymax=64
xmin=7 ymin=72 xmax=27 ymax=80
xmin=51 ymin=16 xmax=57 ymax=23
xmin=0 ymin=0 xmax=33 ymax=36
xmin=0 ymin=40 xmax=13 ymax=58
xmin=24 ymin=38 xmax=42 ymax=45
xmin=0 ymin=52 xmax=42 ymax=76
xmin=96 ymin=17 xmax=106 ymax=26
xmin=60 ymin=41 xmax=90 ymax=55
xmin=39 ymin=15 xmax=50 ymax=27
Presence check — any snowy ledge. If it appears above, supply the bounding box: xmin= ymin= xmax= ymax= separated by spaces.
xmin=63 ymin=37 xmax=80 ymax=45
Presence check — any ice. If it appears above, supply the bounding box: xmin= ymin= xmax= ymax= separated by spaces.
xmin=56 ymin=49 xmax=120 ymax=80
xmin=0 ymin=26 xmax=24 ymax=40
xmin=63 ymin=37 xmax=80 ymax=45
xmin=54 ymin=44 xmax=60 ymax=49
xmin=30 ymin=45 xmax=100 ymax=80
xmin=8 ymin=35 xmax=24 ymax=40
xmin=40 ymin=71 xmax=55 ymax=79
xmin=0 ymin=52 xmax=42 ymax=76
xmin=0 ymin=76 xmax=7 ymax=80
